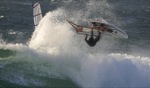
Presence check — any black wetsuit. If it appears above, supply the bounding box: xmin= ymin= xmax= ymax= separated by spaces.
xmin=85 ymin=32 xmax=101 ymax=47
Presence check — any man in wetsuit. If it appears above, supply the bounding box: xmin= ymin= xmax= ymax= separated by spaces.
xmin=85 ymin=31 xmax=101 ymax=47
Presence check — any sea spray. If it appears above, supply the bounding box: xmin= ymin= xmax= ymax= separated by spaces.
xmin=0 ymin=0 xmax=150 ymax=88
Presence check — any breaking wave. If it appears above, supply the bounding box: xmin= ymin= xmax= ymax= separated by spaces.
xmin=0 ymin=0 xmax=150 ymax=88
xmin=28 ymin=1 xmax=150 ymax=87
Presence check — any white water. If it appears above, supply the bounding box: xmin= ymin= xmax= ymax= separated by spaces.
xmin=27 ymin=2 xmax=150 ymax=87
xmin=1 ymin=41 xmax=150 ymax=87
xmin=1 ymin=0 xmax=150 ymax=87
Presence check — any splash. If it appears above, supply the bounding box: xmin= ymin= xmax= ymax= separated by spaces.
xmin=1 ymin=0 xmax=150 ymax=88
xmin=29 ymin=0 xmax=116 ymax=53
xmin=27 ymin=1 xmax=150 ymax=87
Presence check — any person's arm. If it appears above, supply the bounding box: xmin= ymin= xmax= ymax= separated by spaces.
xmin=94 ymin=32 xmax=101 ymax=42
xmin=85 ymin=34 xmax=88 ymax=42
xmin=91 ymin=30 xmax=93 ymax=37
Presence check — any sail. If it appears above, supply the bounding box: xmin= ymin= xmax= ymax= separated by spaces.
xmin=32 ymin=2 xmax=43 ymax=29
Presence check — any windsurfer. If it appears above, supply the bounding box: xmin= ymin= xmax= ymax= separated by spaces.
xmin=85 ymin=31 xmax=101 ymax=47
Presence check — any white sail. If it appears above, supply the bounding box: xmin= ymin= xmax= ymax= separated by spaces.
xmin=33 ymin=2 xmax=43 ymax=29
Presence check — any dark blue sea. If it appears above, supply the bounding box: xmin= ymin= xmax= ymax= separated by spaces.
xmin=0 ymin=0 xmax=150 ymax=88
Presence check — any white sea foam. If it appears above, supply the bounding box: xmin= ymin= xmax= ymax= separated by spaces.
xmin=28 ymin=3 xmax=150 ymax=87
xmin=1 ymin=0 xmax=150 ymax=87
